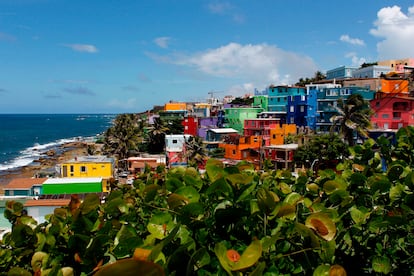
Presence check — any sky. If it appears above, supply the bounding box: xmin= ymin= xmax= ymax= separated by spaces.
xmin=1 ymin=0 xmax=414 ymax=114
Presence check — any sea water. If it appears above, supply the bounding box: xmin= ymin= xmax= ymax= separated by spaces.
xmin=0 ymin=114 xmax=116 ymax=172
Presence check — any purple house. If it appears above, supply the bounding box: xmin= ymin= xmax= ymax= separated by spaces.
xmin=197 ymin=117 xmax=219 ymax=140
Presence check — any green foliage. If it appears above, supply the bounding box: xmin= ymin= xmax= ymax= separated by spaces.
xmin=2 ymin=134 xmax=414 ymax=275
xmin=294 ymin=133 xmax=349 ymax=168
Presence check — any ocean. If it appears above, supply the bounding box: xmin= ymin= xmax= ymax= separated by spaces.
xmin=0 ymin=114 xmax=116 ymax=173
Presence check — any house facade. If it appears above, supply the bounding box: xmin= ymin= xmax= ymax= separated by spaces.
xmin=60 ymin=155 xmax=115 ymax=179
xmin=370 ymin=96 xmax=414 ymax=129
xmin=165 ymin=134 xmax=192 ymax=167
xmin=42 ymin=177 xmax=107 ymax=194
xmin=219 ymin=135 xmax=262 ymax=163
xmin=243 ymin=118 xmax=280 ymax=146
xmin=268 ymin=86 xmax=306 ymax=113
xmin=224 ymin=107 xmax=263 ymax=133
xmin=3 ymin=178 xmax=47 ymax=197
xmin=326 ymin=66 xmax=358 ymax=80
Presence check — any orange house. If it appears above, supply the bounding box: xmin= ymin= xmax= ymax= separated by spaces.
xmin=164 ymin=102 xmax=187 ymax=111
xmin=269 ymin=124 xmax=297 ymax=145
xmin=219 ymin=135 xmax=262 ymax=161
xmin=380 ymin=79 xmax=409 ymax=94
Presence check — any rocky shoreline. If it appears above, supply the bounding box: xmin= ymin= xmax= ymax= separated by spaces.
xmin=0 ymin=141 xmax=93 ymax=193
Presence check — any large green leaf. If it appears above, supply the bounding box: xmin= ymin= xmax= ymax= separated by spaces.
xmin=80 ymin=193 xmax=100 ymax=215
xmin=372 ymin=255 xmax=391 ymax=274
xmin=175 ymin=186 xmax=200 ymax=203
xmin=215 ymin=240 xmax=262 ymax=273
xmin=305 ymin=213 xmax=336 ymax=241
xmin=206 ymin=159 xmax=225 ymax=182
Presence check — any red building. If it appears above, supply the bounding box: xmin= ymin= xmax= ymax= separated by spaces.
xmin=243 ymin=118 xmax=280 ymax=146
xmin=371 ymin=95 xmax=414 ymax=129
xmin=182 ymin=116 xmax=198 ymax=136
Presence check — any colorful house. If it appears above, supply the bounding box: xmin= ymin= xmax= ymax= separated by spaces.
xmin=262 ymin=144 xmax=298 ymax=171
xmin=243 ymin=118 xmax=280 ymax=146
xmin=316 ymin=87 xmax=375 ymax=132
xmin=198 ymin=117 xmax=219 ymax=140
xmin=3 ymin=178 xmax=47 ymax=197
xmin=269 ymin=124 xmax=297 ymax=145
xmin=182 ymin=116 xmax=198 ymax=136
xmin=42 ymin=177 xmax=107 ymax=194
xmin=219 ymin=135 xmax=262 ymax=165
xmin=306 ymin=83 xmax=341 ymax=130
xmin=127 ymin=156 xmax=165 ymax=174
xmin=224 ymin=107 xmax=263 ymax=133
xmin=60 ymin=155 xmax=115 ymax=179
xmin=205 ymin=128 xmax=238 ymax=151
xmin=165 ymin=134 xmax=192 ymax=167
xmin=268 ymin=86 xmax=306 ymax=113
xmin=370 ymin=96 xmax=414 ymax=129
xmin=287 ymin=95 xmax=307 ymax=126
xmin=326 ymin=66 xmax=358 ymax=80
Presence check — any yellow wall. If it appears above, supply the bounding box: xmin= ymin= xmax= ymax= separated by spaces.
xmin=61 ymin=162 xmax=113 ymax=178
xmin=269 ymin=124 xmax=297 ymax=145
xmin=164 ymin=102 xmax=187 ymax=111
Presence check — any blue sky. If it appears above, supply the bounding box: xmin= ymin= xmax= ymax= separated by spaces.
xmin=1 ymin=0 xmax=414 ymax=114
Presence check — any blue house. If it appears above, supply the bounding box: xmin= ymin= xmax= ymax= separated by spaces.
xmin=316 ymin=86 xmax=375 ymax=132
xmin=326 ymin=66 xmax=358 ymax=80
xmin=287 ymin=95 xmax=307 ymax=127
xmin=268 ymin=85 xmax=306 ymax=113
xmin=305 ymin=83 xmax=341 ymax=130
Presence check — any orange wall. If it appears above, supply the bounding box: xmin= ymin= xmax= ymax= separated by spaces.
xmin=165 ymin=102 xmax=187 ymax=111
xmin=269 ymin=124 xmax=297 ymax=145
xmin=380 ymin=79 xmax=409 ymax=93
xmin=219 ymin=136 xmax=261 ymax=160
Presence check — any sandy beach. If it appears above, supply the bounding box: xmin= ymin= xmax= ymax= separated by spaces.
xmin=0 ymin=141 xmax=96 ymax=194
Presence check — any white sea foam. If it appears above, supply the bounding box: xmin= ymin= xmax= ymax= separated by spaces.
xmin=0 ymin=136 xmax=92 ymax=172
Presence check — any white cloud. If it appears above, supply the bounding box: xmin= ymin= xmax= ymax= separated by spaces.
xmin=340 ymin=35 xmax=365 ymax=46
xmin=345 ymin=52 xmax=366 ymax=67
xmin=370 ymin=5 xmax=414 ymax=59
xmin=154 ymin=37 xmax=171 ymax=49
xmin=63 ymin=43 xmax=98 ymax=53
xmin=157 ymin=42 xmax=318 ymax=89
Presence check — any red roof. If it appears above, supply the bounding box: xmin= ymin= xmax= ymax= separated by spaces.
xmin=4 ymin=178 xmax=47 ymax=190
xmin=24 ymin=198 xmax=70 ymax=207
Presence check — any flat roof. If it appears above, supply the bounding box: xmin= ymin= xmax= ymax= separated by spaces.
xmin=264 ymin=144 xmax=298 ymax=150
xmin=209 ymin=128 xmax=238 ymax=134
xmin=43 ymin=177 xmax=102 ymax=184
xmin=65 ymin=155 xmax=114 ymax=163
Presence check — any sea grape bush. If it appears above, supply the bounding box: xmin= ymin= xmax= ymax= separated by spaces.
xmin=2 ymin=127 xmax=414 ymax=275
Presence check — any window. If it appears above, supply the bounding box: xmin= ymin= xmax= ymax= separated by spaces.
xmin=375 ymin=102 xmax=380 ymax=107
xmin=70 ymin=165 xmax=74 ymax=173
xmin=393 ymin=112 xmax=401 ymax=118
xmin=81 ymin=166 xmax=87 ymax=173
xmin=232 ymin=150 xmax=236 ymax=155
xmin=172 ymin=139 xmax=178 ymax=144
xmin=300 ymin=106 xmax=305 ymax=112
xmin=272 ymin=134 xmax=276 ymax=139
xmin=290 ymin=118 xmax=294 ymax=124
xmin=382 ymin=114 xmax=389 ymax=118
xmin=290 ymin=106 xmax=294 ymax=112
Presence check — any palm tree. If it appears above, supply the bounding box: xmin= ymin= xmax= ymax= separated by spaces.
xmin=330 ymin=94 xmax=374 ymax=146
xmin=102 ymin=113 xmax=144 ymax=164
xmin=146 ymin=117 xmax=169 ymax=153
xmin=185 ymin=136 xmax=207 ymax=168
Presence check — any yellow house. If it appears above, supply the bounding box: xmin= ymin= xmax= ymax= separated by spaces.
xmin=60 ymin=155 xmax=115 ymax=179
xmin=269 ymin=124 xmax=297 ymax=145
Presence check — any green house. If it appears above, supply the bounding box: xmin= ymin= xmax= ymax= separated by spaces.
xmin=42 ymin=177 xmax=103 ymax=195
xmin=224 ymin=107 xmax=263 ymax=133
